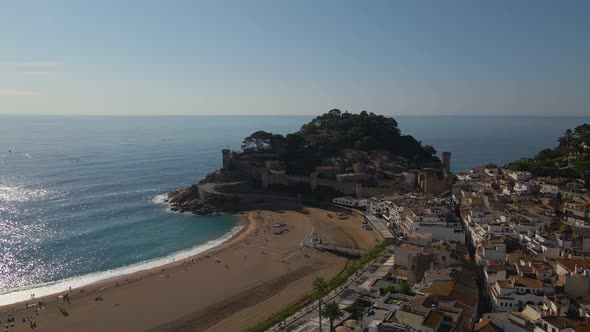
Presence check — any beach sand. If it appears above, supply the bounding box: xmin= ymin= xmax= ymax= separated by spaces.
xmin=0 ymin=207 xmax=379 ymax=332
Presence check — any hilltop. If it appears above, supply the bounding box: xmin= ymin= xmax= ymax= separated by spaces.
xmin=168 ymin=110 xmax=452 ymax=214
xmin=240 ymin=109 xmax=440 ymax=175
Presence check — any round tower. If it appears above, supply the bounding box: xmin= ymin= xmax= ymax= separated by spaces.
xmin=442 ymin=151 xmax=451 ymax=174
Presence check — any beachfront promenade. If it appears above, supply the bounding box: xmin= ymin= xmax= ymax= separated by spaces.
xmin=268 ymin=246 xmax=394 ymax=331
xmin=330 ymin=204 xmax=395 ymax=240
xmin=360 ymin=211 xmax=395 ymax=241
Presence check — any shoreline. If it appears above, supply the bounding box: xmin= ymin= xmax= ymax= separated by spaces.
xmin=0 ymin=213 xmax=251 ymax=307
xmin=0 ymin=207 xmax=377 ymax=332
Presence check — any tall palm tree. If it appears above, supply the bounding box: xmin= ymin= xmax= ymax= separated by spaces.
xmin=321 ymin=302 xmax=345 ymax=332
xmin=313 ymin=277 xmax=329 ymax=332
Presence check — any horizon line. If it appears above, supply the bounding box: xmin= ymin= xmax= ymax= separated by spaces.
xmin=1 ymin=113 xmax=590 ymax=118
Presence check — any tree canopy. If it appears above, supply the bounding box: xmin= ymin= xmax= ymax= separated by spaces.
xmin=507 ymin=124 xmax=590 ymax=187
xmin=240 ymin=110 xmax=439 ymax=175
xmin=321 ymin=302 xmax=345 ymax=332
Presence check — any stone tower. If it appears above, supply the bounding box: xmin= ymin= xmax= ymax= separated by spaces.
xmin=442 ymin=152 xmax=451 ymax=174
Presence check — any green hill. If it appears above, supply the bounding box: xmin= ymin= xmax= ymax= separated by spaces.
xmin=240 ymin=109 xmax=439 ymax=175
xmin=507 ymin=124 xmax=590 ymax=187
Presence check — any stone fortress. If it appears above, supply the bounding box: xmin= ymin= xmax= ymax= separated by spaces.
xmin=222 ymin=148 xmax=453 ymax=198
xmin=167 ymin=148 xmax=453 ymax=214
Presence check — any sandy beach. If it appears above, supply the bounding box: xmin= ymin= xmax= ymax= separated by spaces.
xmin=0 ymin=207 xmax=378 ymax=332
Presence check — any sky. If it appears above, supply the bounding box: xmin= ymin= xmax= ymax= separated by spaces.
xmin=0 ymin=0 xmax=589 ymax=116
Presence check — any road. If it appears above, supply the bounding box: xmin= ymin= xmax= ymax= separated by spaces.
xmin=268 ymin=246 xmax=394 ymax=332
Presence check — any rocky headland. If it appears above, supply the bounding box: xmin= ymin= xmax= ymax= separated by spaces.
xmin=166 ymin=110 xmax=453 ymax=214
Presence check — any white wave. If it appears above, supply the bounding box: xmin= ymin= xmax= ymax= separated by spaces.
xmin=151 ymin=193 xmax=169 ymax=205
xmin=150 ymin=193 xmax=182 ymax=213
xmin=0 ymin=224 xmax=245 ymax=306
xmin=24 ymin=153 xmax=31 ymax=159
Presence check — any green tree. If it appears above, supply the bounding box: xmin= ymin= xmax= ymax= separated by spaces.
xmin=424 ymin=144 xmax=437 ymax=156
xmin=399 ymin=281 xmax=412 ymax=295
xmin=241 ymin=131 xmax=275 ymax=150
xmin=240 ymin=110 xmax=445 ymax=175
xmin=381 ymin=285 xmax=397 ymax=295
xmin=313 ymin=277 xmax=329 ymax=332
xmin=507 ymin=123 xmax=590 ymax=186
xmin=321 ymin=302 xmax=345 ymax=332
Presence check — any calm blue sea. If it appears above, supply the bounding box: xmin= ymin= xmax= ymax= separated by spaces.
xmin=0 ymin=115 xmax=588 ymax=303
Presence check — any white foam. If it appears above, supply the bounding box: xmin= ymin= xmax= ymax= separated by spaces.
xmin=0 ymin=224 xmax=244 ymax=306
xmin=151 ymin=193 xmax=169 ymax=205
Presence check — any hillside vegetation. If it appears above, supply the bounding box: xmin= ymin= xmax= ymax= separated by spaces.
xmin=240 ymin=109 xmax=439 ymax=175
xmin=507 ymin=124 xmax=590 ymax=187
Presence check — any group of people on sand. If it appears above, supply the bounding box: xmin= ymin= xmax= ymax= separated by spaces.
xmin=182 ymin=259 xmax=196 ymax=266
xmin=22 ymin=315 xmax=38 ymax=329
xmin=115 ymin=278 xmax=132 ymax=288
xmin=14 ymin=302 xmax=44 ymax=330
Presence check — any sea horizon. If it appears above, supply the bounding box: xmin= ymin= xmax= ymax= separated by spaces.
xmin=1 ymin=114 xmax=588 ymax=118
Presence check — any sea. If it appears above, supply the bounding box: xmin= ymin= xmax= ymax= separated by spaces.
xmin=0 ymin=115 xmax=588 ymax=305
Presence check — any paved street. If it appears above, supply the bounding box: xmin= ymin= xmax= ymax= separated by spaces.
xmin=269 ymin=247 xmax=394 ymax=332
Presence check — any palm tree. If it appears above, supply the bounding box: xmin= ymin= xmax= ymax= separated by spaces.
xmin=313 ymin=277 xmax=329 ymax=332
xmin=321 ymin=301 xmax=345 ymax=332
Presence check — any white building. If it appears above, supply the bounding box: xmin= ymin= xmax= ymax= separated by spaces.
xmin=540 ymin=183 xmax=560 ymax=195
xmin=490 ymin=277 xmax=552 ymax=312
xmin=366 ymin=198 xmax=386 ymax=217
xmin=332 ymin=196 xmax=366 ymax=207
xmin=507 ymin=171 xmax=532 ymax=182
xmin=401 ymin=207 xmax=465 ymax=243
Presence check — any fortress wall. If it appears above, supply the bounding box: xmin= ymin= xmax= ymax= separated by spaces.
xmin=359 ymin=186 xmax=397 ymax=198
xmin=423 ymin=173 xmax=452 ymax=195
xmin=264 ymin=173 xmax=288 ymax=186
xmin=233 ymin=159 xmax=263 ymax=181
xmin=285 ymin=175 xmax=311 ymax=184
xmin=262 ymin=172 xmax=312 ymax=188
xmin=317 ymin=178 xmax=344 ymax=187
xmin=223 ymin=151 xmax=374 ymax=197
xmin=316 ymin=178 xmax=357 ymax=195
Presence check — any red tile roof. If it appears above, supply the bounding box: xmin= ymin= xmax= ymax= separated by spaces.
xmin=515 ymin=277 xmax=543 ymax=289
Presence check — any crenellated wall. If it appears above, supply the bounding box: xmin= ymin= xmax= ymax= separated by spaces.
xmin=317 ymin=177 xmax=357 ymax=195
xmin=233 ymin=159 xmax=263 ymax=181
xmin=223 ymin=149 xmax=451 ymax=198
xmin=418 ymin=171 xmax=452 ymax=195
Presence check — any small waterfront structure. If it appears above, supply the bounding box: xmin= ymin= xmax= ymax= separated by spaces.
xmin=332 ymin=196 xmax=367 ymax=207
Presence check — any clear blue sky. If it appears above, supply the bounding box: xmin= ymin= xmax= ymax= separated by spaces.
xmin=1 ymin=0 xmax=589 ymax=116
